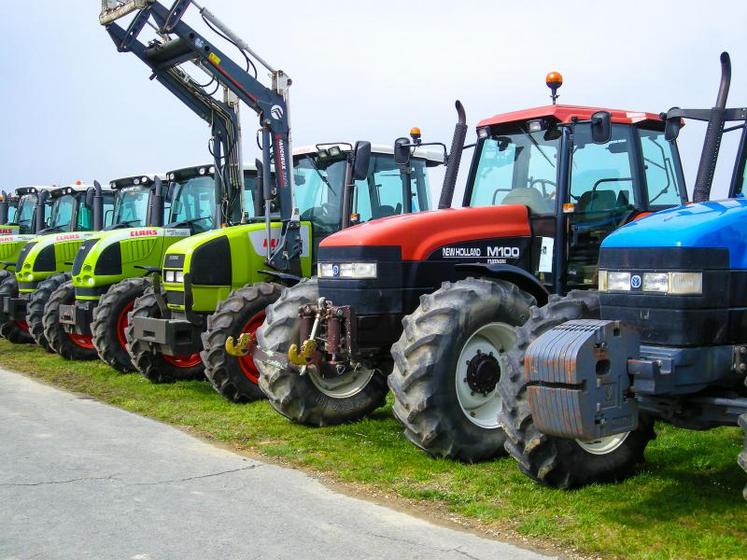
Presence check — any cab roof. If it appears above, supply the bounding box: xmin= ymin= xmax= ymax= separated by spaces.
xmin=477 ymin=104 xmax=663 ymax=129
xmin=294 ymin=143 xmax=445 ymax=164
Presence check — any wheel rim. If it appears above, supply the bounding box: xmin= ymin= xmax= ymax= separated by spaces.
xmin=162 ymin=352 xmax=202 ymax=369
xmin=308 ymin=365 xmax=376 ymax=399
xmin=115 ymin=300 xmax=135 ymax=350
xmin=68 ymin=332 xmax=95 ymax=349
xmin=236 ymin=311 xmax=265 ymax=384
xmin=455 ymin=322 xmax=515 ymax=429
xmin=576 ymin=432 xmax=631 ymax=455
xmin=15 ymin=320 xmax=29 ymax=332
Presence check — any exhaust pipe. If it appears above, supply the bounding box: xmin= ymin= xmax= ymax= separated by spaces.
xmin=438 ymin=100 xmax=468 ymax=209
xmin=34 ymin=190 xmax=49 ymax=233
xmin=150 ymin=177 xmax=165 ymax=227
xmin=0 ymin=191 xmax=8 ymax=225
xmin=92 ymin=180 xmax=104 ymax=231
xmin=692 ymin=52 xmax=731 ymax=203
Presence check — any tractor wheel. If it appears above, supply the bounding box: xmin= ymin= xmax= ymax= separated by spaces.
xmin=27 ymin=273 xmax=69 ymax=352
xmin=389 ymin=278 xmax=534 ymax=462
xmin=257 ymin=277 xmax=389 ymax=426
xmin=0 ymin=271 xmax=32 ymax=344
xmin=92 ymin=277 xmax=151 ymax=373
xmin=739 ymin=413 xmax=747 ymax=500
xmin=500 ymin=291 xmax=655 ymax=488
xmin=125 ymin=286 xmax=204 ymax=383
xmin=201 ymin=282 xmax=283 ymax=403
xmin=42 ymin=280 xmax=97 ymax=360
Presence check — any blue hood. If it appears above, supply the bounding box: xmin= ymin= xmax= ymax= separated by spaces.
xmin=601 ymin=199 xmax=747 ymax=269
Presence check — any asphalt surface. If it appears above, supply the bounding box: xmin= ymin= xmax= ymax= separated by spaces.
xmin=0 ymin=368 xmax=555 ymax=560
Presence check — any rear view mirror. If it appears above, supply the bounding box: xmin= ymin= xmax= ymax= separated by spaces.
xmin=85 ymin=187 xmax=95 ymax=208
xmin=352 ymin=141 xmax=371 ymax=181
xmin=591 ymin=111 xmax=612 ymax=144
xmin=394 ymin=137 xmax=411 ymax=165
xmin=665 ymin=113 xmax=682 ymax=142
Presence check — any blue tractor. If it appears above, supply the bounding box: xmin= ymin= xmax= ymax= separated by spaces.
xmin=498 ymin=53 xmax=747 ymax=497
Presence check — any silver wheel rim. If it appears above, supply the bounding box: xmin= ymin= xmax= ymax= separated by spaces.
xmin=308 ymin=365 xmax=376 ymax=399
xmin=576 ymin=432 xmax=630 ymax=455
xmin=455 ymin=322 xmax=515 ymax=429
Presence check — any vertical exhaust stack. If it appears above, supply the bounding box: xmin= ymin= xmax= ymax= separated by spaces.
xmin=438 ymin=101 xmax=467 ymax=209
xmin=0 ymin=191 xmax=8 ymax=225
xmin=92 ymin=181 xmax=104 ymax=231
xmin=150 ymin=177 xmax=165 ymax=227
xmin=34 ymin=190 xmax=49 ymax=233
xmin=693 ymin=52 xmax=732 ymax=203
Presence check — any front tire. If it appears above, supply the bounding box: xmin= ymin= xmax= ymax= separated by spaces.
xmin=257 ymin=277 xmax=389 ymax=426
xmin=202 ymin=282 xmax=283 ymax=403
xmin=389 ymin=278 xmax=534 ymax=462
xmin=739 ymin=413 xmax=747 ymax=500
xmin=0 ymin=271 xmax=32 ymax=344
xmin=28 ymin=273 xmax=69 ymax=352
xmin=92 ymin=277 xmax=151 ymax=373
xmin=43 ymin=280 xmax=97 ymax=360
xmin=125 ymin=286 xmax=204 ymax=383
xmin=500 ymin=291 xmax=655 ymax=488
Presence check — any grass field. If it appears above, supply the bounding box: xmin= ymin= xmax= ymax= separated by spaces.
xmin=1 ymin=338 xmax=745 ymax=559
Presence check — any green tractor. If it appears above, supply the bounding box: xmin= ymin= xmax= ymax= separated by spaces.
xmin=126 ymin=143 xmax=442 ymax=400
xmin=47 ymin=164 xmax=261 ymax=368
xmin=0 ymin=183 xmax=115 ymax=348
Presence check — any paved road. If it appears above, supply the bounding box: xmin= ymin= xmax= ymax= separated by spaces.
xmin=0 ymin=368 xmax=554 ymax=560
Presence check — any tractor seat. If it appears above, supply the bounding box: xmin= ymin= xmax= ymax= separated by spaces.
xmin=373 ymin=204 xmax=398 ymax=219
xmin=576 ymin=189 xmax=618 ymax=214
xmin=501 ymin=187 xmax=554 ymax=214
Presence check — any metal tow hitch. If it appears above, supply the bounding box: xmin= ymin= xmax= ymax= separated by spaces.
xmin=225 ymin=331 xmax=256 ymax=357
xmin=287 ymin=297 xmax=327 ymax=374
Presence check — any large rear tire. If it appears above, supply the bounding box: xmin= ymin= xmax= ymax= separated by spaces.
xmin=43 ymin=280 xmax=97 ymax=360
xmin=739 ymin=413 xmax=747 ymax=500
xmin=389 ymin=278 xmax=534 ymax=462
xmin=0 ymin=271 xmax=32 ymax=344
xmin=500 ymin=291 xmax=655 ymax=488
xmin=92 ymin=277 xmax=151 ymax=373
xmin=257 ymin=277 xmax=389 ymax=426
xmin=27 ymin=273 xmax=69 ymax=352
xmin=202 ymin=282 xmax=283 ymax=403
xmin=125 ymin=286 xmax=204 ymax=383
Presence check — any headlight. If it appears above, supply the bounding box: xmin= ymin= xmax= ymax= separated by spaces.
xmin=668 ymin=272 xmax=702 ymax=295
xmin=598 ymin=270 xmax=608 ymax=292
xmin=164 ymin=270 xmax=175 ymax=283
xmin=25 ymin=272 xmax=33 ymax=282
xmin=318 ymin=262 xmax=377 ymax=279
xmin=607 ymin=271 xmax=631 ymax=291
xmin=87 ymin=277 xmax=95 ymax=287
xmin=175 ymin=271 xmax=184 ymax=283
xmin=642 ymin=272 xmax=668 ymax=293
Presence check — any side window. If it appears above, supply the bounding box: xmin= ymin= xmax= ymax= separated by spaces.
xmin=242 ymin=172 xmax=258 ymax=218
xmin=470 ymin=139 xmax=517 ymax=206
xmin=570 ymin=125 xmax=635 ymax=214
xmin=410 ymin=159 xmax=431 ymax=212
xmin=639 ymin=129 xmax=683 ymax=206
xmin=103 ymin=194 xmax=115 ymax=228
xmin=52 ymin=195 xmax=75 ymax=229
xmin=77 ymin=204 xmax=93 ymax=230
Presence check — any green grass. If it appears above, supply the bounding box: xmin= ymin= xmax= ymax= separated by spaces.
xmin=1 ymin=339 xmax=745 ymax=560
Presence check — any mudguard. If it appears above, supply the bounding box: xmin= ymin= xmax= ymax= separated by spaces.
xmin=524 ymin=319 xmax=640 ymax=440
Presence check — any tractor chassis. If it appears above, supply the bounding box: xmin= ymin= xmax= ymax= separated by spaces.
xmin=131 ymin=313 xmax=205 ymax=356
xmin=2 ymin=294 xmax=27 ymax=322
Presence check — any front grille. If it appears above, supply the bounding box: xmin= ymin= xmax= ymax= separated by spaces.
xmin=73 ymin=239 xmax=99 ymax=276
xmin=163 ymin=253 xmax=185 ymax=269
xmin=166 ymin=291 xmax=185 ymax=306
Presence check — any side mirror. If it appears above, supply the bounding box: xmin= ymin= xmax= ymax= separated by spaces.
xmin=591 ymin=111 xmax=612 ymax=144
xmin=352 ymin=141 xmax=371 ymax=181
xmin=167 ymin=182 xmax=176 ymax=202
xmin=665 ymin=112 xmax=682 ymax=142
xmin=394 ymin=137 xmax=411 ymax=166
xmin=85 ymin=187 xmax=95 ymax=208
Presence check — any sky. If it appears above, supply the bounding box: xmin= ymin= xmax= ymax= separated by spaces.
xmin=1 ymin=0 xmax=746 ymax=200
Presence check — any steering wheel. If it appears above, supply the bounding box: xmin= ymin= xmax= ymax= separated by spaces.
xmin=529 ymin=178 xmax=557 ymax=197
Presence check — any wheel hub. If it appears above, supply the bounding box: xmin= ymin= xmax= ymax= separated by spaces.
xmin=465 ymin=350 xmax=500 ymax=395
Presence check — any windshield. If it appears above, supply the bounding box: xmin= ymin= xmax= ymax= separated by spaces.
xmin=14 ymin=194 xmax=37 ymax=233
xmin=111 ymin=185 xmax=151 ymax=228
xmin=48 ymin=194 xmax=77 ymax=231
xmin=638 ymin=129 xmax=684 ymax=207
xmin=470 ymin=127 xmax=559 ymax=214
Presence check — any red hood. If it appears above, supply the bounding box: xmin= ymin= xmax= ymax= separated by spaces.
xmin=320 ymin=206 xmax=531 ymax=261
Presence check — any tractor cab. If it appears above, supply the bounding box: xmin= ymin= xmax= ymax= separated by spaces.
xmin=108 ymin=174 xmax=168 ymax=229
xmin=39 ymin=183 xmax=116 ymax=235
xmin=0 ymin=186 xmax=55 ymax=236
xmin=467 ymin=104 xmax=687 ymax=292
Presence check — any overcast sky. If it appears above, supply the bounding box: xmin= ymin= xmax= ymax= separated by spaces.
xmin=1 ymin=0 xmax=746 ymax=200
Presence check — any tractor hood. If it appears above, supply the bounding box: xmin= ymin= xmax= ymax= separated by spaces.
xmin=16 ymin=231 xmax=101 ymax=286
xmin=71 ymin=227 xmax=190 ymax=290
xmin=318 ymin=205 xmax=532 ymax=261
xmin=0 ymin=234 xmax=37 ymax=270
xmin=601 ymin=198 xmax=747 ymax=269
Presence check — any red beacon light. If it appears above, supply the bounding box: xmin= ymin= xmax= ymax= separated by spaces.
xmin=545 ymin=71 xmax=563 ymax=105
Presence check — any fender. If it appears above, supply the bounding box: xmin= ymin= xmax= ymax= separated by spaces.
xmin=454 ymin=262 xmax=550 ymax=306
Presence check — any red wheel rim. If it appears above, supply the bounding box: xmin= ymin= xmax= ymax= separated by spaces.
xmin=237 ymin=311 xmax=266 ymax=384
xmin=115 ymin=300 xmax=135 ymax=350
xmin=163 ymin=353 xmax=202 ymax=368
xmin=15 ymin=320 xmax=29 ymax=332
xmin=67 ymin=332 xmax=95 ymax=349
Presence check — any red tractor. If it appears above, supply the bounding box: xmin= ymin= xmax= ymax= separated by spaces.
xmin=254 ymin=77 xmax=688 ymax=462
